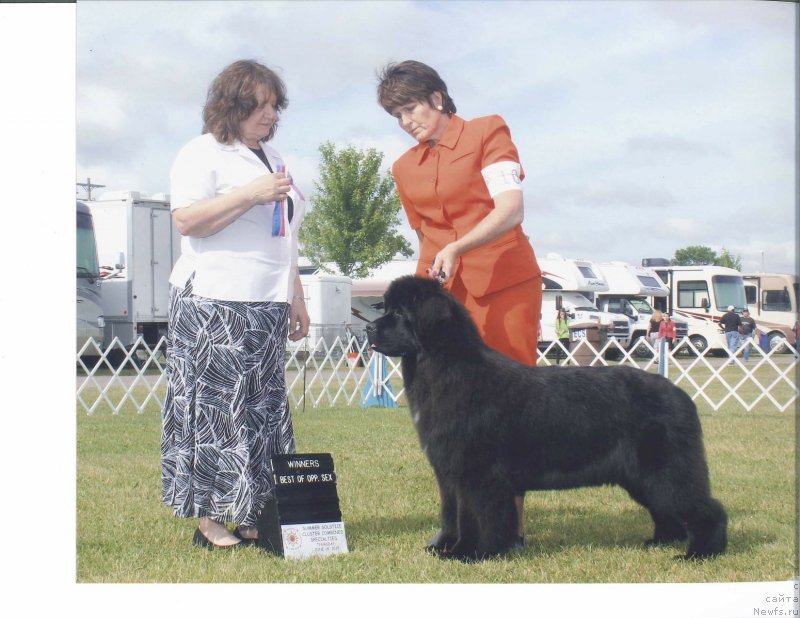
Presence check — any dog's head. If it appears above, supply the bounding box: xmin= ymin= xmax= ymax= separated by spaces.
xmin=366 ymin=275 xmax=482 ymax=358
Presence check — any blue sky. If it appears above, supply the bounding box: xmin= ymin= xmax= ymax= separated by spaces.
xmin=72 ymin=0 xmax=796 ymax=274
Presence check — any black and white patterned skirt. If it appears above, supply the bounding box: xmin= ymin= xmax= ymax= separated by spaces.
xmin=161 ymin=275 xmax=295 ymax=525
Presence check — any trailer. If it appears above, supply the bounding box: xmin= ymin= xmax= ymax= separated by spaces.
xmin=538 ymin=255 xmax=631 ymax=349
xmin=595 ymin=261 xmax=688 ymax=357
xmin=76 ymin=201 xmax=104 ymax=352
xmin=642 ymin=259 xmax=748 ymax=355
xmin=742 ymin=272 xmax=798 ymax=350
xmin=293 ymin=273 xmax=353 ymax=352
xmin=89 ymin=191 xmax=180 ymax=351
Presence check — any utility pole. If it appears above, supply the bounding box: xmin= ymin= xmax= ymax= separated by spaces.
xmin=76 ymin=178 xmax=105 ymax=201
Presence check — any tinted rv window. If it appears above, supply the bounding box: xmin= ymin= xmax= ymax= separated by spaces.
xmin=637 ymin=275 xmax=661 ymax=288
xmin=677 ymin=280 xmax=709 ymax=309
xmin=745 ymin=285 xmax=757 ymax=305
xmin=76 ymin=210 xmax=99 ymax=278
xmin=542 ymin=276 xmax=562 ymax=290
xmin=763 ymin=289 xmax=791 ymax=312
xmin=713 ymin=275 xmax=746 ymax=311
xmin=577 ymin=266 xmax=597 ymax=279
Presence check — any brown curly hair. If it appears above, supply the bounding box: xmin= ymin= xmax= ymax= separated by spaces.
xmin=202 ymin=60 xmax=288 ymax=144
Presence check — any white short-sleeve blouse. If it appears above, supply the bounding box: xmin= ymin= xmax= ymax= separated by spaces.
xmin=168 ymin=133 xmax=305 ymax=303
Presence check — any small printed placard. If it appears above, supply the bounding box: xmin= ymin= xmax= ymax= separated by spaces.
xmin=281 ymin=521 xmax=348 ymax=560
xmin=571 ymin=328 xmax=587 ymax=341
xmin=257 ymin=453 xmax=348 ymax=559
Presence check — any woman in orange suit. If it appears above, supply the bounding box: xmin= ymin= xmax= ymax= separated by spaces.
xmin=377 ymin=60 xmax=542 ymax=550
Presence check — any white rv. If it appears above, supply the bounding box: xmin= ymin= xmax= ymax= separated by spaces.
xmin=76 ymin=201 xmax=104 ymax=352
xmin=89 ymin=191 xmax=181 ymax=350
xmin=345 ymin=256 xmax=631 ymax=350
xmin=742 ymin=273 xmax=798 ymax=350
xmin=642 ymin=259 xmax=748 ymax=355
xmin=595 ymin=261 xmax=688 ymax=356
xmin=538 ymin=255 xmax=631 ymax=348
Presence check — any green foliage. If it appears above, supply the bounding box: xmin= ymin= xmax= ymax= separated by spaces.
xmin=673 ymin=245 xmax=742 ymax=270
xmin=300 ymin=142 xmax=413 ymax=278
xmin=716 ymin=247 xmax=743 ymax=271
xmin=673 ymin=245 xmax=717 ymax=266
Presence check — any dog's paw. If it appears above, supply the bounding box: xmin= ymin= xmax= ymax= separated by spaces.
xmin=424 ymin=529 xmax=457 ymax=554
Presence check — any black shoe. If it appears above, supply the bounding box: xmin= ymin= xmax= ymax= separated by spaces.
xmin=232 ymin=526 xmax=258 ymax=545
xmin=192 ymin=527 xmax=242 ymax=550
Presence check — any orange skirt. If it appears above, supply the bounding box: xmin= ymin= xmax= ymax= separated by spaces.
xmin=449 ymin=274 xmax=541 ymax=366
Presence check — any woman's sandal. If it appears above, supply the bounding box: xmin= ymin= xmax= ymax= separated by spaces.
xmin=192 ymin=527 xmax=242 ymax=550
xmin=232 ymin=526 xmax=258 ymax=545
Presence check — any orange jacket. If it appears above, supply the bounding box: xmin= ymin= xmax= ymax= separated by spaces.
xmin=392 ymin=114 xmax=540 ymax=298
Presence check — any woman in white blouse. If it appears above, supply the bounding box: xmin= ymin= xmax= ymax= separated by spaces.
xmin=161 ymin=60 xmax=309 ymax=549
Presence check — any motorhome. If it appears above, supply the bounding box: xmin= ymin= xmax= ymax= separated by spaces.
xmin=76 ymin=201 xmax=104 ymax=352
xmin=538 ymin=255 xmax=631 ymax=349
xmin=595 ymin=261 xmax=688 ymax=356
xmin=742 ymin=273 xmax=798 ymax=350
xmin=642 ymin=259 xmax=748 ymax=355
xmin=89 ymin=191 xmax=181 ymax=351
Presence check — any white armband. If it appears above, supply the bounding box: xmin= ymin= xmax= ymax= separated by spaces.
xmin=481 ymin=161 xmax=523 ymax=198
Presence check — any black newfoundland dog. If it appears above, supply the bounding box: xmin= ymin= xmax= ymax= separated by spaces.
xmin=365 ymin=276 xmax=727 ymax=562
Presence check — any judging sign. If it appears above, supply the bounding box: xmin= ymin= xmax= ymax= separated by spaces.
xmin=257 ymin=453 xmax=348 ymax=559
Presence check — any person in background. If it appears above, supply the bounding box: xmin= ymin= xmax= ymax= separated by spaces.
xmin=161 ymin=59 xmax=309 ymax=549
xmin=377 ymin=60 xmax=542 ymax=551
xmin=657 ymin=312 xmax=677 ymax=355
xmin=648 ymin=309 xmax=663 ymax=360
xmin=555 ymin=308 xmax=570 ymax=365
xmin=719 ymin=305 xmax=742 ymax=357
xmin=738 ymin=309 xmax=757 ymax=361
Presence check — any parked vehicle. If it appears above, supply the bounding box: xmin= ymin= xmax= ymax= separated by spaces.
xmin=595 ymin=261 xmax=688 ymax=357
xmin=742 ymin=273 xmax=798 ymax=350
xmin=538 ymin=255 xmax=631 ymax=349
xmin=642 ymin=259 xmax=748 ymax=355
xmin=348 ymin=260 xmax=417 ymax=328
xmin=88 ymin=191 xmax=180 ymax=351
xmin=76 ymin=201 xmax=104 ymax=352
xmin=292 ymin=272 xmax=353 ymax=352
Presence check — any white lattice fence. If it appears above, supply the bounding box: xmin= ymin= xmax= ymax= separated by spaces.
xmin=76 ymin=335 xmax=798 ymax=414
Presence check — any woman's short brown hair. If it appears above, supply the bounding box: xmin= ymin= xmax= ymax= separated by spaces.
xmin=376 ymin=60 xmax=456 ymax=115
xmin=202 ymin=59 xmax=288 ymax=144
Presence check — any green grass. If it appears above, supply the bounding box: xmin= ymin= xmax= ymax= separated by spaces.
xmin=76 ymin=398 xmax=795 ymax=583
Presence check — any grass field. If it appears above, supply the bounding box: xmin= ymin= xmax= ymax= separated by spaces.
xmin=76 ymin=390 xmax=796 ymax=584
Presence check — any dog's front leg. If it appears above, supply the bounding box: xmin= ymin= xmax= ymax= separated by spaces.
xmin=437 ymin=485 xmax=481 ymax=561
xmin=426 ymin=473 xmax=459 ymax=554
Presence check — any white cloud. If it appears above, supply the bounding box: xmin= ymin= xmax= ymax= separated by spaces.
xmin=73 ymin=0 xmax=796 ymax=273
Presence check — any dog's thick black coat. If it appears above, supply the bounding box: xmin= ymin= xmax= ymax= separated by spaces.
xmin=365 ymin=276 xmax=727 ymax=561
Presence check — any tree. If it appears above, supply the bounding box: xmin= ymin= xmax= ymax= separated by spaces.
xmin=716 ymin=247 xmax=742 ymax=271
xmin=672 ymin=245 xmax=742 ymax=270
xmin=300 ymin=142 xmax=413 ymax=278
xmin=673 ymin=245 xmax=717 ymax=266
